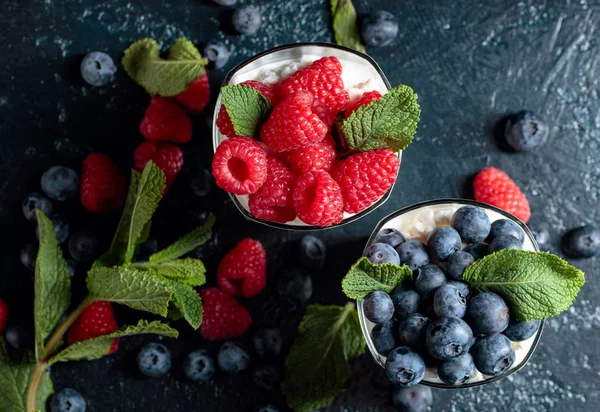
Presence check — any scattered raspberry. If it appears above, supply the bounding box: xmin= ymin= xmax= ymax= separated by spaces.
xmin=140 ymin=96 xmax=192 ymax=143
xmin=260 ymin=91 xmax=328 ymax=152
xmin=212 ymin=137 xmax=268 ymax=195
xmin=0 ymin=298 xmax=8 ymax=335
xmin=293 ymin=171 xmax=344 ymax=227
xmin=474 ymin=167 xmax=531 ymax=222
xmin=282 ymin=135 xmax=336 ymax=176
xmin=68 ymin=301 xmax=119 ymax=354
xmin=217 ymin=238 xmax=267 ymax=297
xmin=345 ymin=90 xmax=382 ymax=117
xmin=175 ymin=72 xmax=211 ymax=114
xmin=80 ymin=153 xmax=127 ymax=213
xmin=199 ymin=288 xmax=252 ymax=341
xmin=249 ymin=157 xmax=297 ymax=223
xmin=335 ymin=149 xmax=400 ymax=214
xmin=134 ymin=141 xmax=183 ymax=191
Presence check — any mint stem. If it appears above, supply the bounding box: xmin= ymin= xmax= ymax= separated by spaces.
xmin=25 ymin=361 xmax=47 ymax=412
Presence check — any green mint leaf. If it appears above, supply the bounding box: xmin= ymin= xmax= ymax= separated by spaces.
xmin=87 ymin=267 xmax=172 ymax=316
xmin=133 ymin=258 xmax=206 ymax=286
xmin=160 ymin=279 xmax=203 ymax=329
xmin=122 ymin=38 xmax=207 ymax=96
xmin=341 ymin=257 xmax=413 ymax=300
xmin=282 ymin=303 xmax=365 ymax=412
xmin=48 ymin=320 xmax=178 ymax=365
xmin=330 ymin=0 xmax=366 ymax=53
xmin=34 ymin=210 xmax=71 ymax=361
xmin=220 ymin=85 xmax=273 ymax=138
xmin=339 ymin=85 xmax=421 ymax=153
xmin=463 ymin=250 xmax=585 ymax=321
xmin=149 ymin=213 xmax=215 ymax=262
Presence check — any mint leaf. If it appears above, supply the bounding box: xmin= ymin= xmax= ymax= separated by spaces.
xmin=464 ymin=250 xmax=585 ymax=321
xmin=48 ymin=320 xmax=178 ymax=365
xmin=122 ymin=38 xmax=207 ymax=96
xmin=339 ymin=85 xmax=420 ymax=153
xmin=133 ymin=258 xmax=206 ymax=286
xmin=34 ymin=210 xmax=71 ymax=361
xmin=331 ymin=0 xmax=366 ymax=53
xmin=220 ymin=85 xmax=273 ymax=138
xmin=282 ymin=303 xmax=365 ymax=412
xmin=149 ymin=213 xmax=215 ymax=262
xmin=160 ymin=279 xmax=203 ymax=329
xmin=87 ymin=267 xmax=172 ymax=316
xmin=342 ymin=257 xmax=413 ymax=300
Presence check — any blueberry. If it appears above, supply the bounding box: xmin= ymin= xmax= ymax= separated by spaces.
xmin=213 ymin=0 xmax=238 ymax=5
xmin=66 ymin=259 xmax=77 ymax=278
xmin=361 ymin=10 xmax=399 ymax=47
xmin=390 ymin=286 xmax=420 ymax=320
xmin=426 ymin=226 xmax=462 ymax=262
xmin=445 ymin=280 xmax=470 ymax=300
xmin=433 ymin=285 xmax=467 ymax=318
xmin=137 ymin=236 xmax=159 ymax=261
xmin=505 ymin=110 xmax=549 ymax=151
xmin=190 ymin=168 xmax=214 ymax=197
xmin=41 ymin=166 xmax=79 ymax=201
xmin=278 ymin=270 xmax=312 ymax=305
xmin=396 ymin=240 xmax=429 ymax=271
xmin=415 ymin=264 xmax=446 ymax=296
xmin=446 ymin=251 xmax=474 ymax=280
xmin=373 ymin=228 xmax=406 ymax=249
xmin=451 ymin=206 xmax=491 ymax=243
xmin=466 ymin=292 xmax=510 ymax=335
xmin=385 ymin=346 xmax=426 ymax=386
xmin=488 ymin=219 xmax=524 ymax=244
xmin=252 ymin=364 xmax=282 ymax=389
xmin=50 ymin=388 xmax=86 ymax=412
xmin=21 ymin=243 xmax=37 ymax=271
xmin=363 ymin=291 xmax=394 ymax=324
xmin=232 ymin=5 xmax=262 ymax=34
xmin=562 ymin=225 xmax=600 ymax=258
xmin=4 ymin=325 xmax=34 ymax=350
xmin=299 ymin=235 xmax=326 ymax=270
xmin=527 ymin=222 xmax=551 ymax=251
xmin=22 ymin=192 xmax=54 ymax=222
xmin=370 ymin=320 xmax=397 ymax=356
xmin=218 ymin=341 xmax=250 ymax=374
xmin=463 ymin=242 xmax=488 ymax=260
xmin=36 ymin=214 xmax=69 ymax=244
xmin=391 ymin=384 xmax=433 ymax=412
xmin=418 ymin=295 xmax=437 ymax=319
xmin=204 ymin=41 xmax=230 ymax=70
xmin=137 ymin=343 xmax=171 ymax=377
xmin=68 ymin=231 xmax=98 ymax=262
xmin=252 ymin=327 xmax=282 ymax=358
xmin=426 ymin=317 xmax=473 ymax=360
xmin=80 ymin=52 xmax=117 ymax=87
xmin=487 ymin=234 xmax=521 ymax=254
xmin=437 ymin=353 xmax=476 ymax=386
xmin=183 ymin=350 xmax=215 ymax=382
xmin=364 ymin=243 xmax=400 ymax=265
xmin=398 ymin=314 xmax=431 ymax=350
xmin=257 ymin=406 xmax=279 ymax=412
xmin=471 ymin=333 xmax=515 ymax=376
xmin=503 ymin=319 xmax=541 ymax=342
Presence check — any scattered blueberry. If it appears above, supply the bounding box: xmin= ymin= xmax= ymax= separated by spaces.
xmin=371 ymin=320 xmax=397 ymax=356
xmin=390 ymin=286 xmax=420 ymax=320
xmin=488 ymin=219 xmax=524 ymax=244
xmin=446 ymin=251 xmax=474 ymax=280
xmin=385 ymin=346 xmax=426 ymax=386
xmin=527 ymin=222 xmax=551 ymax=251
xmin=137 ymin=236 xmax=159 ymax=262
xmin=391 ymin=384 xmax=433 ymax=412
xmin=50 ymin=388 xmax=86 ymax=412
xmin=278 ymin=270 xmax=312 ymax=305
xmin=361 ymin=10 xmax=399 ymax=47
xmin=445 ymin=280 xmax=470 ymax=300
xmin=232 ymin=5 xmax=262 ymax=34
xmin=471 ymin=333 xmax=516 ymax=376
xmin=299 ymin=235 xmax=326 ymax=270
xmin=561 ymin=225 xmax=600 ymax=258
xmin=364 ymin=243 xmax=400 ymax=265
xmin=364 ymin=291 xmax=394 ymax=324
xmin=68 ymin=231 xmax=98 ymax=262
xmin=204 ymin=41 xmax=230 ymax=69
xmin=80 ymin=52 xmax=117 ymax=87
xmin=21 ymin=243 xmax=37 ymax=271
xmin=487 ymin=234 xmax=521 ymax=254
xmin=466 ymin=292 xmax=510 ymax=335
xmin=252 ymin=327 xmax=282 ymax=358
xmin=36 ymin=214 xmax=69 ymax=244
xmin=252 ymin=364 xmax=282 ymax=389
xmin=373 ymin=228 xmax=406 ymax=249
xmin=426 ymin=226 xmax=462 ymax=262
xmin=433 ymin=285 xmax=467 ymax=318
xmin=426 ymin=317 xmax=473 ymax=360
xmin=218 ymin=341 xmax=250 ymax=374
xmin=137 ymin=342 xmax=171 ymax=377
xmin=503 ymin=319 xmax=541 ymax=342
xmin=505 ymin=110 xmax=549 ymax=151
xmin=398 ymin=313 xmax=431 ymax=350
xmin=451 ymin=206 xmax=491 ymax=243
xmin=213 ymin=0 xmax=238 ymax=5
xmin=415 ymin=264 xmax=446 ymax=296
xmin=437 ymin=353 xmax=476 ymax=386
xmin=4 ymin=325 xmax=34 ymax=350
xmin=190 ymin=168 xmax=214 ymax=197
xmin=183 ymin=350 xmax=215 ymax=382
xmin=396 ymin=240 xmax=429 ymax=271
xmin=66 ymin=259 xmax=77 ymax=278
xmin=22 ymin=192 xmax=54 ymax=222
xmin=463 ymin=242 xmax=488 ymax=260
xmin=257 ymin=406 xmax=279 ymax=412
xmin=41 ymin=166 xmax=79 ymax=201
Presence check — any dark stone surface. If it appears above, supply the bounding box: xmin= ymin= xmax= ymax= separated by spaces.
xmin=1 ymin=0 xmax=599 ymax=410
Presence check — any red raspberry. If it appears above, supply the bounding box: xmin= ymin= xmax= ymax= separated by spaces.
xmin=68 ymin=301 xmax=119 ymax=354
xmin=282 ymin=135 xmax=336 ymax=176
xmin=0 ymin=298 xmax=8 ymax=335
xmin=175 ymin=72 xmax=211 ymax=114
xmin=217 ymin=238 xmax=267 ymax=297
xmin=134 ymin=141 xmax=183 ymax=191
xmin=199 ymin=288 xmax=252 ymax=341
xmin=212 ymin=137 xmax=268 ymax=195
xmin=335 ymin=149 xmax=400 ymax=214
xmin=80 ymin=153 xmax=127 ymax=213
xmin=474 ymin=167 xmax=531 ymax=222
xmin=216 ymin=80 xmax=274 ymax=139
xmin=293 ymin=171 xmax=344 ymax=227
xmin=345 ymin=90 xmax=382 ymax=117
xmin=140 ymin=96 xmax=192 ymax=143
xmin=260 ymin=91 xmax=328 ymax=152
xmin=249 ymin=157 xmax=297 ymax=223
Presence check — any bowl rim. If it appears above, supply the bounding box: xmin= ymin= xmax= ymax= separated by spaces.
xmin=357 ymin=198 xmax=545 ymax=389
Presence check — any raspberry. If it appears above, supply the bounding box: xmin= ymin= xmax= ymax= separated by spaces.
xmin=293 ymin=171 xmax=344 ymax=227
xmin=474 ymin=167 xmax=531 ymax=222
xmin=212 ymin=137 xmax=268 ymax=194
xmin=216 ymin=80 xmax=274 ymax=138
xmin=140 ymin=96 xmax=192 ymax=143
xmin=249 ymin=157 xmax=297 ymax=223
xmin=345 ymin=90 xmax=382 ymax=117
xmin=282 ymin=135 xmax=336 ymax=176
xmin=0 ymin=298 xmax=7 ymax=335
xmin=68 ymin=301 xmax=119 ymax=354
xmin=80 ymin=153 xmax=127 ymax=213
xmin=175 ymin=72 xmax=211 ymax=114
xmin=217 ymin=238 xmax=267 ymax=297
xmin=134 ymin=141 xmax=183 ymax=191
xmin=335 ymin=149 xmax=399 ymax=214
xmin=260 ymin=91 xmax=328 ymax=152
xmin=199 ymin=288 xmax=252 ymax=341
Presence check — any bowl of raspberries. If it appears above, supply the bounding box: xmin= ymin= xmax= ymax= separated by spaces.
xmin=211 ymin=43 xmax=421 ymax=229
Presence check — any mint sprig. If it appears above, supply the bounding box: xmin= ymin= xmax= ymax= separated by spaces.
xmin=342 ymin=257 xmax=413 ymax=299
xmin=464 ymin=250 xmax=585 ymax=321
xmin=330 ymin=0 xmax=366 ymax=53
xmin=220 ymin=85 xmax=273 ymax=138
